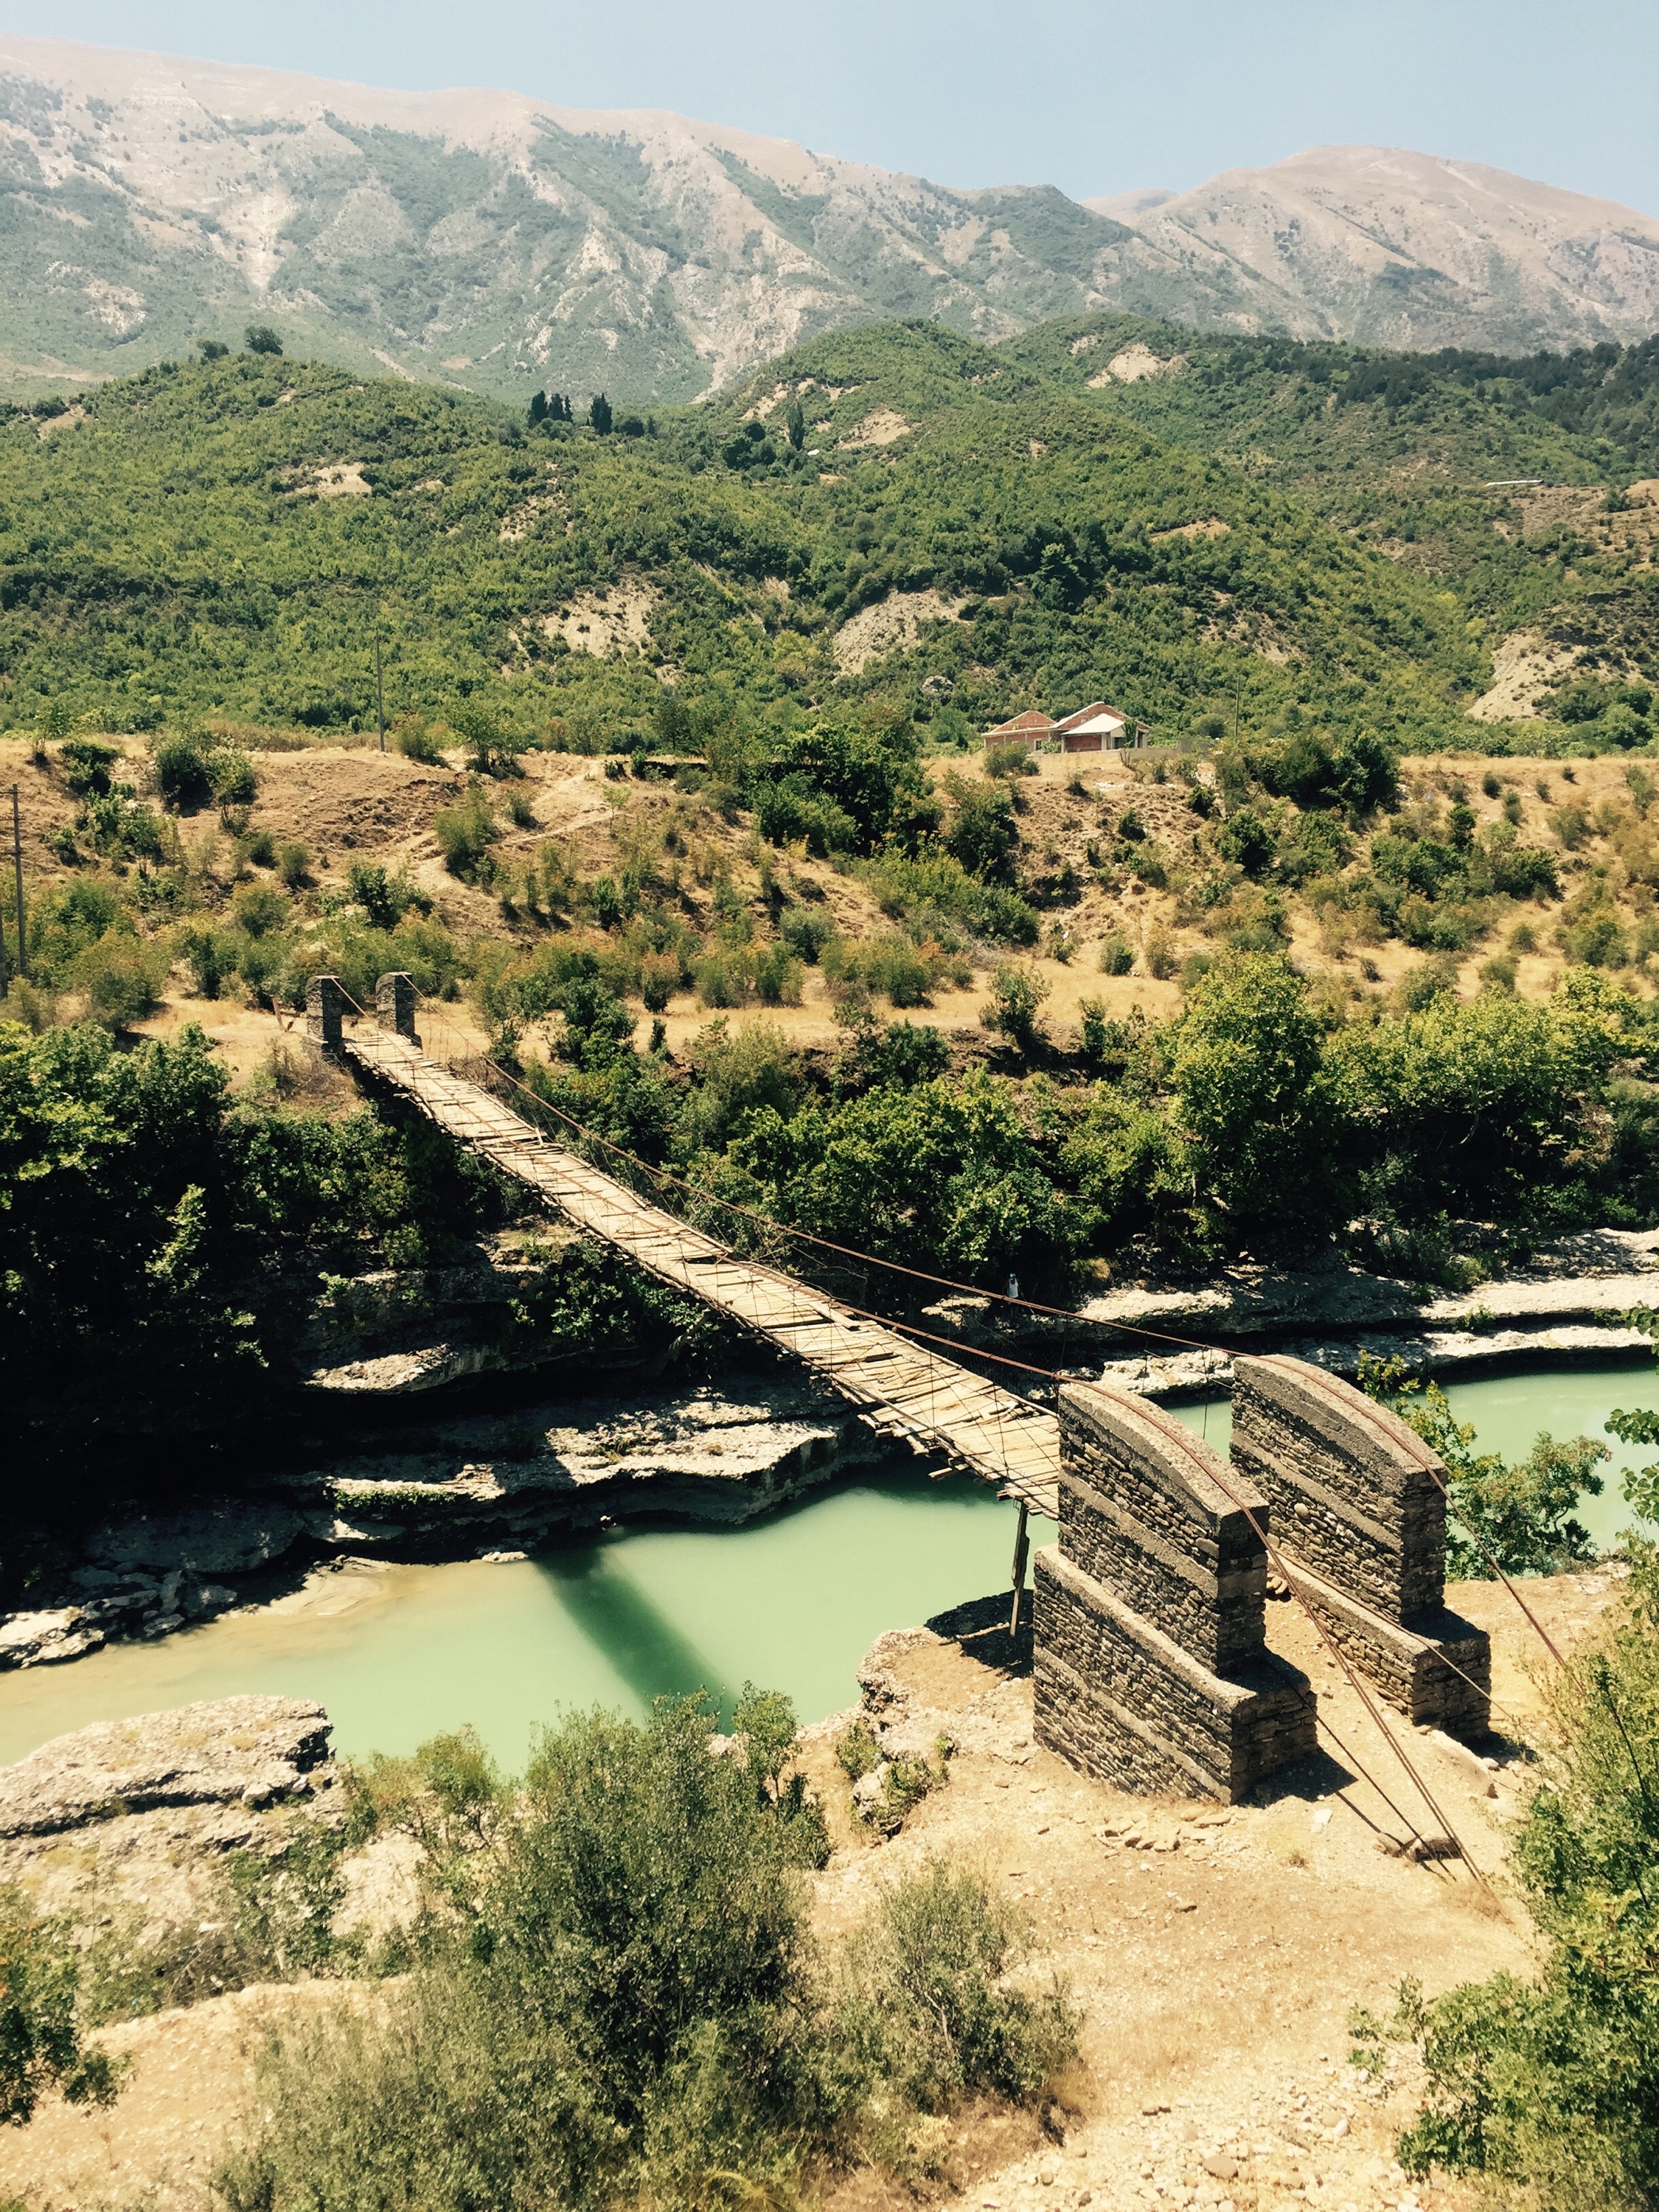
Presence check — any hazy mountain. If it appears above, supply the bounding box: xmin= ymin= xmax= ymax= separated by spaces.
xmin=1 ymin=38 xmax=1656 ymax=406
xmin=0 ymin=35 xmax=1131 ymax=402
xmin=1082 ymin=147 xmax=1659 ymax=354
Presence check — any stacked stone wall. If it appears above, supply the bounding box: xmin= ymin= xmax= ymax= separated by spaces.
xmin=1033 ymin=1380 xmax=1315 ymax=1803
xmin=1036 ymin=1550 xmax=1315 ymax=1799
xmin=1059 ymin=1387 xmax=1266 ymax=1674
xmin=1230 ymin=1355 xmax=1490 ymax=1735
xmin=1231 ymin=1357 xmax=1445 ymax=1616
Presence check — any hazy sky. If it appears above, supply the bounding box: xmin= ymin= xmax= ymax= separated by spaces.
xmin=1 ymin=0 xmax=1655 ymax=214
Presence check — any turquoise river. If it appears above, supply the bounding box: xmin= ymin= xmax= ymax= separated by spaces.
xmin=1 ymin=1360 xmax=1655 ymax=1773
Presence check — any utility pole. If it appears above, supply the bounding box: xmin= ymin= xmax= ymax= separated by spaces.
xmin=11 ymin=785 xmax=26 ymax=981
xmin=376 ymin=634 xmax=386 ymax=754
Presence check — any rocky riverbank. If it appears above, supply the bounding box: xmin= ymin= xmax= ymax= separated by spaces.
xmin=925 ymin=1224 xmax=1659 ymax=1399
xmin=9 ymin=1228 xmax=1655 ymax=1676
xmin=0 ymin=1373 xmax=889 ymax=1671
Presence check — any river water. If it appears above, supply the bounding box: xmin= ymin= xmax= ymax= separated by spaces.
xmin=1 ymin=1360 xmax=1655 ymax=1773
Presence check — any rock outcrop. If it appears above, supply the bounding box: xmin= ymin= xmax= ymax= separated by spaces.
xmin=0 ymin=1375 xmax=886 ymax=1669
xmin=0 ymin=1697 xmax=334 ymax=1839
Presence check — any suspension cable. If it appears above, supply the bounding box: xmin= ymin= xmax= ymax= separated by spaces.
xmin=335 ymin=977 xmax=1573 ymax=1703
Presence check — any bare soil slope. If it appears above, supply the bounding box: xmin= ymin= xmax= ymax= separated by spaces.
xmin=0 ymin=1568 xmax=1615 ymax=2212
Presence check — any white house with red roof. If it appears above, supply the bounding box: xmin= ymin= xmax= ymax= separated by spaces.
xmin=981 ymin=709 xmax=1057 ymax=748
xmin=981 ymin=701 xmax=1149 ymax=752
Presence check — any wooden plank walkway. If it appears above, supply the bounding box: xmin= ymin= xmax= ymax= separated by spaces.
xmin=344 ymin=1026 xmax=1060 ymax=1516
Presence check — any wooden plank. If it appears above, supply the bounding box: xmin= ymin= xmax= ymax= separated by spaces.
xmin=343 ymin=1031 xmax=1060 ymax=1517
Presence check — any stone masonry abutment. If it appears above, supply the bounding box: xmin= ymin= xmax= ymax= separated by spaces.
xmin=1229 ymin=1355 xmax=1491 ymax=1734
xmin=1033 ymin=1380 xmax=1315 ymax=1801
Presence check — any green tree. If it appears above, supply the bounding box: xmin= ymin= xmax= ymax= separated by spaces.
xmin=945 ymin=782 xmax=1020 ymax=883
xmin=589 ymin=392 xmax=613 ymax=434
xmin=1170 ymin=953 xmax=1345 ymax=1245
xmin=1352 ymin=1546 xmax=1659 ymax=2208
xmin=244 ymin=324 xmax=283 ymax=355
xmin=1357 ymin=1356 xmax=1604 ymax=1576
xmin=785 ymin=397 xmax=806 ymax=451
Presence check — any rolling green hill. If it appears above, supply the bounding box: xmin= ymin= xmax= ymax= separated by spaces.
xmin=1 ymin=314 xmax=1656 ymax=756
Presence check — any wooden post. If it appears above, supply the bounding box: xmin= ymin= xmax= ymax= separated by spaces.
xmin=10 ymin=785 xmax=25 ymax=981
xmin=1009 ymin=1499 xmax=1030 ymax=1638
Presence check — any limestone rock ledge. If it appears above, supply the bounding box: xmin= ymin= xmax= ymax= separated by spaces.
xmin=0 ymin=1697 xmax=334 ymax=1840
xmin=1 ymin=1376 xmax=890 ymax=1671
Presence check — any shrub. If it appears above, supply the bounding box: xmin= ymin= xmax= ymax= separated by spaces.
xmin=152 ymin=736 xmax=215 ymax=813
xmin=79 ymin=938 xmax=164 ymax=1029
xmin=216 ymin=1696 xmax=830 ymax=2212
xmin=754 ymin=945 xmax=804 ymax=1006
xmin=434 ymin=787 xmax=498 ymax=877
xmin=590 ymin=875 xmax=624 ymax=930
xmin=752 ymin=778 xmax=858 ymax=855
xmin=1561 ymin=911 xmax=1627 ymax=968
xmin=215 ymin=1702 xmax=1066 ymax=2212
xmin=1143 ymin=925 xmax=1178 ymax=980
xmin=80 ymin=792 xmax=166 ymax=864
xmin=1555 ymin=801 xmax=1591 ymax=849
xmin=693 ymin=947 xmax=751 ymax=1008
xmin=276 ymin=841 xmax=310 ymax=890
xmin=1479 ymin=953 xmax=1517 ymax=993
xmin=1395 ymin=956 xmax=1458 ymax=1010
xmin=780 ymin=906 xmax=835 ymax=963
xmin=346 ymin=862 xmax=417 ymax=931
xmin=395 ymin=721 xmax=447 ymax=766
xmin=211 ymin=751 xmax=257 ymax=808
xmin=0 ymin=1885 xmax=122 ymax=2124
xmin=1078 ymin=997 xmax=1110 ymax=1064
xmin=845 ymin=1018 xmax=952 ymax=1090
xmin=451 ymin=704 xmax=527 ymax=779
xmin=945 ymin=783 xmax=1020 ymax=882
xmin=639 ymin=953 xmax=680 ymax=1013
xmin=1097 ymin=934 xmax=1134 ymax=975
xmin=860 ymin=851 xmax=1038 ymax=947
xmin=983 ymin=964 xmax=1048 ymax=1052
xmin=178 ymin=926 xmax=237 ymax=1000
xmin=986 ymin=742 xmax=1038 ymax=778
xmin=827 ymin=935 xmax=934 ymax=1008
xmin=58 ymin=738 xmax=119 ymax=797
xmin=835 ymin=1858 xmax=1077 ymax=2113
xmin=232 ymin=884 xmax=288 ymax=938
xmin=682 ymin=1020 xmax=800 ymax=1149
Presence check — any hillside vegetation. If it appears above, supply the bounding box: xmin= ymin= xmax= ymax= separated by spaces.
xmin=7 ymin=316 xmax=1659 ymax=1486
xmin=2 ymin=315 xmax=1657 ymax=758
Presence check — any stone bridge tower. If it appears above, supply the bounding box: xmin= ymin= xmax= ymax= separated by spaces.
xmin=1229 ymin=1355 xmax=1490 ymax=1733
xmin=1034 ymin=1380 xmax=1316 ymax=1802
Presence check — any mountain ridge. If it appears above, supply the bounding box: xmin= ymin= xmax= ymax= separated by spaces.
xmin=0 ymin=38 xmax=1657 ymax=404
xmin=1084 ymin=145 xmax=1659 ymax=354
